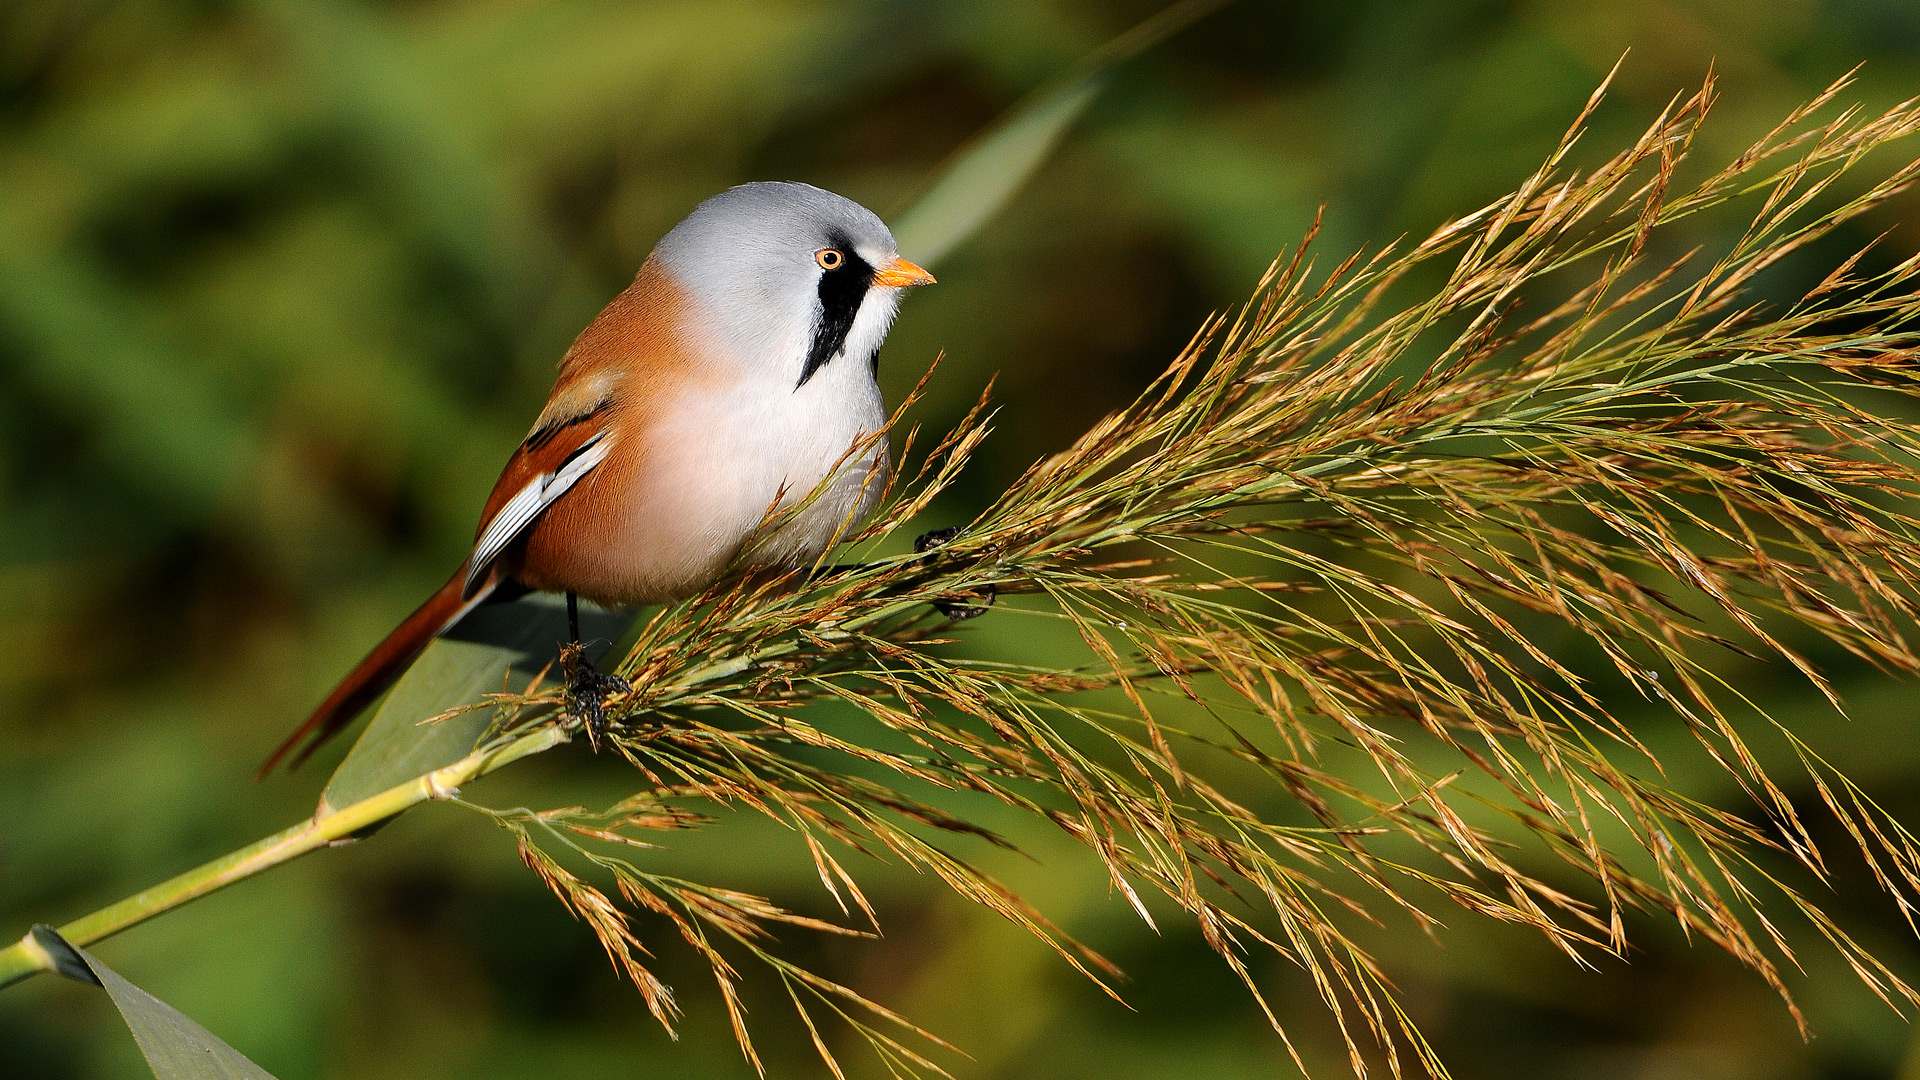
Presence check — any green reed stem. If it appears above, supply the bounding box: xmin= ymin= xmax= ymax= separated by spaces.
xmin=0 ymin=723 xmax=571 ymax=989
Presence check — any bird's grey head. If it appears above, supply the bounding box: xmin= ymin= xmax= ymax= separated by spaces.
xmin=651 ymin=182 xmax=934 ymax=388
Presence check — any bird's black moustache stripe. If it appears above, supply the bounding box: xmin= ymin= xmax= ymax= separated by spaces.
xmin=797 ymin=234 xmax=874 ymax=388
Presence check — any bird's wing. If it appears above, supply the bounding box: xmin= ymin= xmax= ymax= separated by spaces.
xmin=464 ymin=400 xmax=616 ymax=598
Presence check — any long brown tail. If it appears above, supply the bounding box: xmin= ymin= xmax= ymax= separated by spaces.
xmin=259 ymin=570 xmax=491 ymax=777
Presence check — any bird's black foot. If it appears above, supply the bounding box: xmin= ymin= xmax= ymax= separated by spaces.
xmin=562 ymin=644 xmax=631 ymax=750
xmin=915 ymin=525 xmax=962 ymax=553
xmin=914 ymin=526 xmax=996 ymax=619
xmin=818 ymin=528 xmax=963 ymax=580
xmin=934 ymin=583 xmax=996 ymax=620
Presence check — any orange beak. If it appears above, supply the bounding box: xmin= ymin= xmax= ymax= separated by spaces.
xmin=871 ymin=257 xmax=936 ymax=288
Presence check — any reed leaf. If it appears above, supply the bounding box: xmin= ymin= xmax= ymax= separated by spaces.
xmin=317 ymin=594 xmax=627 ymax=809
xmin=27 ymin=927 xmax=278 ymax=1080
xmin=891 ymin=0 xmax=1232 ymax=267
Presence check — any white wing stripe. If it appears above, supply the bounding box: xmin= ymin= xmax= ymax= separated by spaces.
xmin=464 ymin=431 xmax=613 ymax=596
xmin=546 ymin=434 xmax=612 ymax=498
xmin=467 ymin=485 xmax=543 ymax=593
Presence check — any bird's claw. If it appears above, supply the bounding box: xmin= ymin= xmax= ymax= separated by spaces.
xmin=563 ymin=645 xmax=631 ymax=750
xmin=915 ymin=526 xmax=962 ymax=553
xmin=934 ymin=583 xmax=996 ymax=620
xmin=915 ymin=526 xmax=995 ymax=620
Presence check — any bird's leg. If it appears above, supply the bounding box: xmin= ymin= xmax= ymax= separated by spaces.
xmin=913 ymin=527 xmax=996 ymax=620
xmin=562 ymin=591 xmax=631 ymax=750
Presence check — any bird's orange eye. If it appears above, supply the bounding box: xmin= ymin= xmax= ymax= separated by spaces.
xmin=815 ymin=248 xmax=844 ymax=270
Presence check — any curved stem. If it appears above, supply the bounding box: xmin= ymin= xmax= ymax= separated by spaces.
xmin=0 ymin=723 xmax=569 ymax=990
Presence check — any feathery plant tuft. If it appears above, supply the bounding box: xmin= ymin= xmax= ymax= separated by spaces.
xmin=444 ymin=70 xmax=1920 ymax=1078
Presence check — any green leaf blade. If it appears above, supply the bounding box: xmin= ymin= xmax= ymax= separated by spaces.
xmin=891 ymin=77 xmax=1106 ymax=269
xmin=30 ymin=926 xmax=279 ymax=1080
xmin=891 ymin=0 xmax=1230 ymax=268
xmin=318 ymin=595 xmax=630 ymax=813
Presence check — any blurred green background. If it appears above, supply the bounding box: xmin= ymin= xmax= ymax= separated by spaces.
xmin=7 ymin=1 xmax=1920 ymax=1078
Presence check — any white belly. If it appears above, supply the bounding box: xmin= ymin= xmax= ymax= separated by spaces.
xmin=613 ymin=355 xmax=888 ymax=601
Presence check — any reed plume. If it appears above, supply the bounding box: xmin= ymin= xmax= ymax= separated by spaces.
xmin=442 ymin=68 xmax=1920 ymax=1078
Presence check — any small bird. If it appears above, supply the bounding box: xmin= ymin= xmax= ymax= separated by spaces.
xmin=262 ymin=182 xmax=934 ymax=773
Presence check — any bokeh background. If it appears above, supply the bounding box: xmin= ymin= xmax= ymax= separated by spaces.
xmin=7 ymin=1 xmax=1920 ymax=1078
